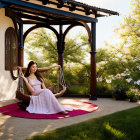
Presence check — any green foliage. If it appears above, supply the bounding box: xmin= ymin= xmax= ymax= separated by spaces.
xmin=95 ymin=0 xmax=140 ymax=96
xmin=97 ymin=82 xmax=113 ymax=96
xmin=68 ymin=86 xmax=89 ymax=95
xmin=40 ymin=69 xmax=58 ymax=87
xmin=24 ymin=28 xmax=88 ymax=66
xmin=27 ymin=106 xmax=140 ymax=140
xmin=126 ymin=89 xmax=140 ymax=100
xmin=24 ymin=0 xmax=140 ymax=96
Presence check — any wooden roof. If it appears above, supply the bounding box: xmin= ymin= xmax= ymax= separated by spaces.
xmin=36 ymin=0 xmax=119 ymax=17
xmin=0 ymin=0 xmax=119 ymax=25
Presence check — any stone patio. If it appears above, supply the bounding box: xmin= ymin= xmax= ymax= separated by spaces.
xmin=0 ymin=97 xmax=139 ymax=140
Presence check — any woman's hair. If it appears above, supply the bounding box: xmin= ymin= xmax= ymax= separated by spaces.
xmin=25 ymin=61 xmax=43 ymax=82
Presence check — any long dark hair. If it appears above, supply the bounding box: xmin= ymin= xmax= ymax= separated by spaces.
xmin=25 ymin=61 xmax=43 ymax=82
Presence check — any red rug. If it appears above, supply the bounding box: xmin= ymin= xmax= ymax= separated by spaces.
xmin=0 ymin=99 xmax=98 ymax=119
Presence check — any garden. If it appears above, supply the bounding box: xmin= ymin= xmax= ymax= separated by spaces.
xmin=24 ymin=0 xmax=140 ymax=102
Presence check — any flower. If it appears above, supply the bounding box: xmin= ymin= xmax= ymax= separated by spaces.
xmin=106 ymin=79 xmax=111 ymax=83
xmin=137 ymin=80 xmax=140 ymax=85
xmin=116 ymin=74 xmax=121 ymax=78
xmin=126 ymin=89 xmax=140 ymax=100
xmin=121 ymin=73 xmax=126 ymax=76
xmin=112 ymin=74 xmax=129 ymax=90
xmin=126 ymin=78 xmax=133 ymax=83
xmin=137 ymin=65 xmax=140 ymax=70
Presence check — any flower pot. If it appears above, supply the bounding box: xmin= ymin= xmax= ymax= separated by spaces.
xmin=112 ymin=89 xmax=127 ymax=100
xmin=115 ymin=94 xmax=127 ymax=100
xmin=129 ymin=98 xmax=137 ymax=102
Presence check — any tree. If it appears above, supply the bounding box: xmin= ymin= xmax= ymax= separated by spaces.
xmin=113 ymin=0 xmax=140 ymax=72
xmin=24 ymin=28 xmax=88 ymax=67
xmin=96 ymin=0 xmax=140 ymax=81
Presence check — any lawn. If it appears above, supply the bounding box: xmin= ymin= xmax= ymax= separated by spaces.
xmin=28 ymin=106 xmax=140 ymax=140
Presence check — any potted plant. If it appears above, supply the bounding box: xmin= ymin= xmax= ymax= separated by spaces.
xmin=126 ymin=89 xmax=140 ymax=102
xmin=112 ymin=74 xmax=129 ymax=100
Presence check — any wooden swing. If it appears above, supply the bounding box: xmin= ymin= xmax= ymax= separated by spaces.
xmin=16 ymin=66 xmax=67 ymax=109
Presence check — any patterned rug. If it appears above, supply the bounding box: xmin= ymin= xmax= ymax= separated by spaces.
xmin=0 ymin=99 xmax=98 ymax=119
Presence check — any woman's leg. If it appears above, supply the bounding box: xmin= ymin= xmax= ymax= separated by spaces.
xmin=54 ymin=85 xmax=67 ymax=98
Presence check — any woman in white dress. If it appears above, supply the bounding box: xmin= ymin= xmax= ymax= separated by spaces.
xmin=20 ymin=61 xmax=71 ymax=114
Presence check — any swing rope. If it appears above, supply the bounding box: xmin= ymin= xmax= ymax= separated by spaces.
xmin=56 ymin=67 xmax=66 ymax=90
xmin=17 ymin=68 xmax=24 ymax=93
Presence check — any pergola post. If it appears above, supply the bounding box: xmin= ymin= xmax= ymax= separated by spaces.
xmin=18 ymin=20 xmax=24 ymax=66
xmin=89 ymin=22 xmax=97 ymax=100
xmin=57 ymin=25 xmax=65 ymax=69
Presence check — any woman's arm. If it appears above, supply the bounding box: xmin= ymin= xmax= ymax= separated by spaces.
xmin=17 ymin=66 xmax=27 ymax=72
xmin=41 ymin=79 xmax=47 ymax=89
xmin=38 ymin=65 xmax=61 ymax=72
xmin=21 ymin=73 xmax=34 ymax=94
xmin=17 ymin=65 xmax=61 ymax=72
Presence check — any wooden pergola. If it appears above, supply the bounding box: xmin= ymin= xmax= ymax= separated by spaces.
xmin=0 ymin=0 xmax=119 ymax=100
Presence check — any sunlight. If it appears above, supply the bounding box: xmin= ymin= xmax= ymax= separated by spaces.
xmin=76 ymin=0 xmax=111 ymax=6
xmin=29 ymin=131 xmax=39 ymax=138
xmin=104 ymin=122 xmax=126 ymax=138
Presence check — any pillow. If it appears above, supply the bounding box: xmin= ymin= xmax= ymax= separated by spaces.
xmin=47 ymin=86 xmax=55 ymax=93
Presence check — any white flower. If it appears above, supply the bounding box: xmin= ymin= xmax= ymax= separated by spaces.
xmin=137 ymin=65 xmax=140 ymax=70
xmin=106 ymin=79 xmax=112 ymax=83
xmin=121 ymin=73 xmax=126 ymax=76
xmin=134 ymin=81 xmax=137 ymax=85
xmin=97 ymin=78 xmax=103 ymax=82
xmin=137 ymin=80 xmax=140 ymax=85
xmin=126 ymin=78 xmax=133 ymax=83
xmin=99 ymin=78 xmax=103 ymax=82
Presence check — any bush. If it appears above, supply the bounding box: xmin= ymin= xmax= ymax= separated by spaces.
xmin=97 ymin=82 xmax=113 ymax=96
xmin=68 ymin=85 xmax=89 ymax=95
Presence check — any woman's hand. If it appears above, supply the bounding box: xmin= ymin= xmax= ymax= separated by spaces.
xmin=57 ymin=65 xmax=61 ymax=69
xmin=17 ymin=66 xmax=22 ymax=70
xmin=20 ymin=72 xmax=26 ymax=81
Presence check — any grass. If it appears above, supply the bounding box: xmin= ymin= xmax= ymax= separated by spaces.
xmin=27 ymin=106 xmax=140 ymax=140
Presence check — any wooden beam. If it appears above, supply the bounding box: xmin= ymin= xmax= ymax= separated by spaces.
xmin=69 ymin=4 xmax=76 ymax=11
xmin=0 ymin=2 xmax=9 ymax=8
xmin=42 ymin=0 xmax=50 ymax=5
xmin=14 ymin=12 xmax=48 ymax=23
xmin=57 ymin=25 xmax=64 ymax=69
xmin=57 ymin=0 xmax=64 ymax=8
xmin=89 ymin=22 xmax=97 ymax=100
xmin=23 ymin=20 xmax=45 ymax=24
xmin=85 ymin=8 xmax=91 ymax=15
xmin=1 ymin=0 xmax=97 ymax=22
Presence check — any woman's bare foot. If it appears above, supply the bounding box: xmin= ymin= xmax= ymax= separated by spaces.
xmin=59 ymin=111 xmax=68 ymax=115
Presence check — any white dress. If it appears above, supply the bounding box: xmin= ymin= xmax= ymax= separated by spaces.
xmin=26 ymin=80 xmax=72 ymax=114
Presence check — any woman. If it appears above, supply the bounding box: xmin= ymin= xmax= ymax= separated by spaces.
xmin=20 ymin=61 xmax=72 ymax=114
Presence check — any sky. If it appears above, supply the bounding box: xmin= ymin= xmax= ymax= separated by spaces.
xmin=74 ymin=0 xmax=132 ymax=48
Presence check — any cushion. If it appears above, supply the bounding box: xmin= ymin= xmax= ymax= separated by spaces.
xmin=47 ymin=86 xmax=55 ymax=93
